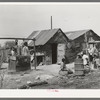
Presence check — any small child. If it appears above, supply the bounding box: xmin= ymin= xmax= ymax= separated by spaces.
xmin=11 ymin=47 xmax=15 ymax=56
xmin=82 ymin=51 xmax=89 ymax=67
xmin=60 ymin=58 xmax=67 ymax=71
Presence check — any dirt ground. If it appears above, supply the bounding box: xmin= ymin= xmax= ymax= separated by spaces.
xmin=0 ymin=63 xmax=100 ymax=89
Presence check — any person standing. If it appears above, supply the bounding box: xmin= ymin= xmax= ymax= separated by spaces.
xmin=88 ymin=46 xmax=95 ymax=70
xmin=22 ymin=42 xmax=30 ymax=56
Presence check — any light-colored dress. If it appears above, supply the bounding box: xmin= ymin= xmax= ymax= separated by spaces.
xmin=22 ymin=46 xmax=29 ymax=56
xmin=82 ymin=54 xmax=89 ymax=66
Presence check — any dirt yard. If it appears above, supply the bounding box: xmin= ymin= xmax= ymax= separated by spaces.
xmin=0 ymin=63 xmax=100 ymax=89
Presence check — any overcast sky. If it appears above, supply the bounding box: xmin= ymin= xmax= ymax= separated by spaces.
xmin=0 ymin=3 xmax=100 ymax=45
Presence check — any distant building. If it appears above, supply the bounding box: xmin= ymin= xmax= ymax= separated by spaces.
xmin=27 ymin=28 xmax=69 ymax=65
xmin=65 ymin=29 xmax=100 ymax=62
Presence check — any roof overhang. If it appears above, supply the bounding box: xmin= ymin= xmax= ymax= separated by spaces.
xmin=88 ymin=41 xmax=100 ymax=44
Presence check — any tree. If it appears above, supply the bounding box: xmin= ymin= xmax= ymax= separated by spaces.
xmin=4 ymin=41 xmax=15 ymax=49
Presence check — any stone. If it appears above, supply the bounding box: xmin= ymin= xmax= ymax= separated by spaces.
xmin=27 ymin=81 xmax=32 ymax=85
xmin=16 ymin=79 xmax=21 ymax=83
xmin=35 ymin=74 xmax=54 ymax=81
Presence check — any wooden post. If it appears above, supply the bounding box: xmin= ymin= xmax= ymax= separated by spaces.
xmin=85 ymin=32 xmax=88 ymax=54
xmin=33 ymin=39 xmax=37 ymax=70
xmin=51 ymin=16 xmax=52 ymax=29
xmin=15 ymin=39 xmax=18 ymax=55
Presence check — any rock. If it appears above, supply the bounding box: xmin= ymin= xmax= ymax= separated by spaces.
xmin=27 ymin=81 xmax=32 ymax=85
xmin=35 ymin=74 xmax=54 ymax=81
xmin=16 ymin=79 xmax=21 ymax=83
xmin=59 ymin=70 xmax=68 ymax=76
xmin=68 ymin=69 xmax=73 ymax=74
xmin=19 ymin=85 xmax=29 ymax=89
xmin=84 ymin=67 xmax=90 ymax=74
xmin=28 ymin=81 xmax=48 ymax=87
xmin=39 ymin=62 xmax=44 ymax=66
xmin=35 ymin=75 xmax=40 ymax=80
xmin=20 ymin=73 xmax=24 ymax=76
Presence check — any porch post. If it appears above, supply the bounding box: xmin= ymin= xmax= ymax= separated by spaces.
xmin=33 ymin=38 xmax=37 ymax=70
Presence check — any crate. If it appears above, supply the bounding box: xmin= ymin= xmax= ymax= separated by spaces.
xmin=75 ymin=59 xmax=83 ymax=64
xmin=75 ymin=64 xmax=84 ymax=71
xmin=75 ymin=58 xmax=84 ymax=76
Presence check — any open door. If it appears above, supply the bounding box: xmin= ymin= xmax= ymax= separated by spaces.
xmin=52 ymin=43 xmax=57 ymax=64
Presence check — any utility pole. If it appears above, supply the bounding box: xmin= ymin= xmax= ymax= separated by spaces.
xmin=51 ymin=16 xmax=52 ymax=29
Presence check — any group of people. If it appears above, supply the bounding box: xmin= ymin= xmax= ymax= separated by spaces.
xmin=10 ymin=42 xmax=35 ymax=63
xmin=60 ymin=45 xmax=100 ymax=73
xmin=10 ymin=42 xmax=30 ymax=57
xmin=78 ymin=45 xmax=100 ymax=70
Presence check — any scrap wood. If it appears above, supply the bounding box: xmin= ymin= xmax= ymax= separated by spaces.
xmin=28 ymin=81 xmax=48 ymax=87
xmin=18 ymin=81 xmax=48 ymax=89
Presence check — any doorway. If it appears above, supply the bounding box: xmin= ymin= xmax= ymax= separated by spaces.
xmin=37 ymin=56 xmax=43 ymax=66
xmin=52 ymin=43 xmax=57 ymax=64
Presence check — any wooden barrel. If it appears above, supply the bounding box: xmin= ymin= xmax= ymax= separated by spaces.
xmin=74 ymin=58 xmax=84 ymax=76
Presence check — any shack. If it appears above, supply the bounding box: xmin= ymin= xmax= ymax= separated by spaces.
xmin=65 ymin=29 xmax=100 ymax=62
xmin=26 ymin=28 xmax=69 ymax=65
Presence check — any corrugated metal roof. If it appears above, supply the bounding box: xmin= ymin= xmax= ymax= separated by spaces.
xmin=65 ymin=29 xmax=91 ymax=40
xmin=28 ymin=28 xmax=60 ymax=46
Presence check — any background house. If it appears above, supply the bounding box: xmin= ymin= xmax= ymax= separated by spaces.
xmin=27 ymin=28 xmax=69 ymax=65
xmin=65 ymin=29 xmax=100 ymax=62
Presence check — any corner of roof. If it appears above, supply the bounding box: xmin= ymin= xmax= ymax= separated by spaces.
xmin=85 ymin=29 xmax=92 ymax=31
xmin=65 ymin=29 xmax=92 ymax=34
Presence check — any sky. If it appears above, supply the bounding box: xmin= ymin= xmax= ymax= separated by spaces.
xmin=0 ymin=3 xmax=100 ymax=45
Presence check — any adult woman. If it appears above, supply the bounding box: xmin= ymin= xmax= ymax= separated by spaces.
xmin=22 ymin=42 xmax=30 ymax=56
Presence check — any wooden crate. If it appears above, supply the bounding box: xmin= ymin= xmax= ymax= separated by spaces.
xmin=75 ymin=59 xmax=83 ymax=64
xmin=75 ymin=58 xmax=84 ymax=76
xmin=75 ymin=64 xmax=84 ymax=70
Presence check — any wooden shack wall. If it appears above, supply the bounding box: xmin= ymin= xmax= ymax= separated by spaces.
xmin=35 ymin=29 xmax=69 ymax=65
xmin=65 ymin=30 xmax=100 ymax=63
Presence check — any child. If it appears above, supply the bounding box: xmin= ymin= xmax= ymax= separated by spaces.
xmin=60 ymin=58 xmax=67 ymax=71
xmin=82 ymin=51 xmax=89 ymax=68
